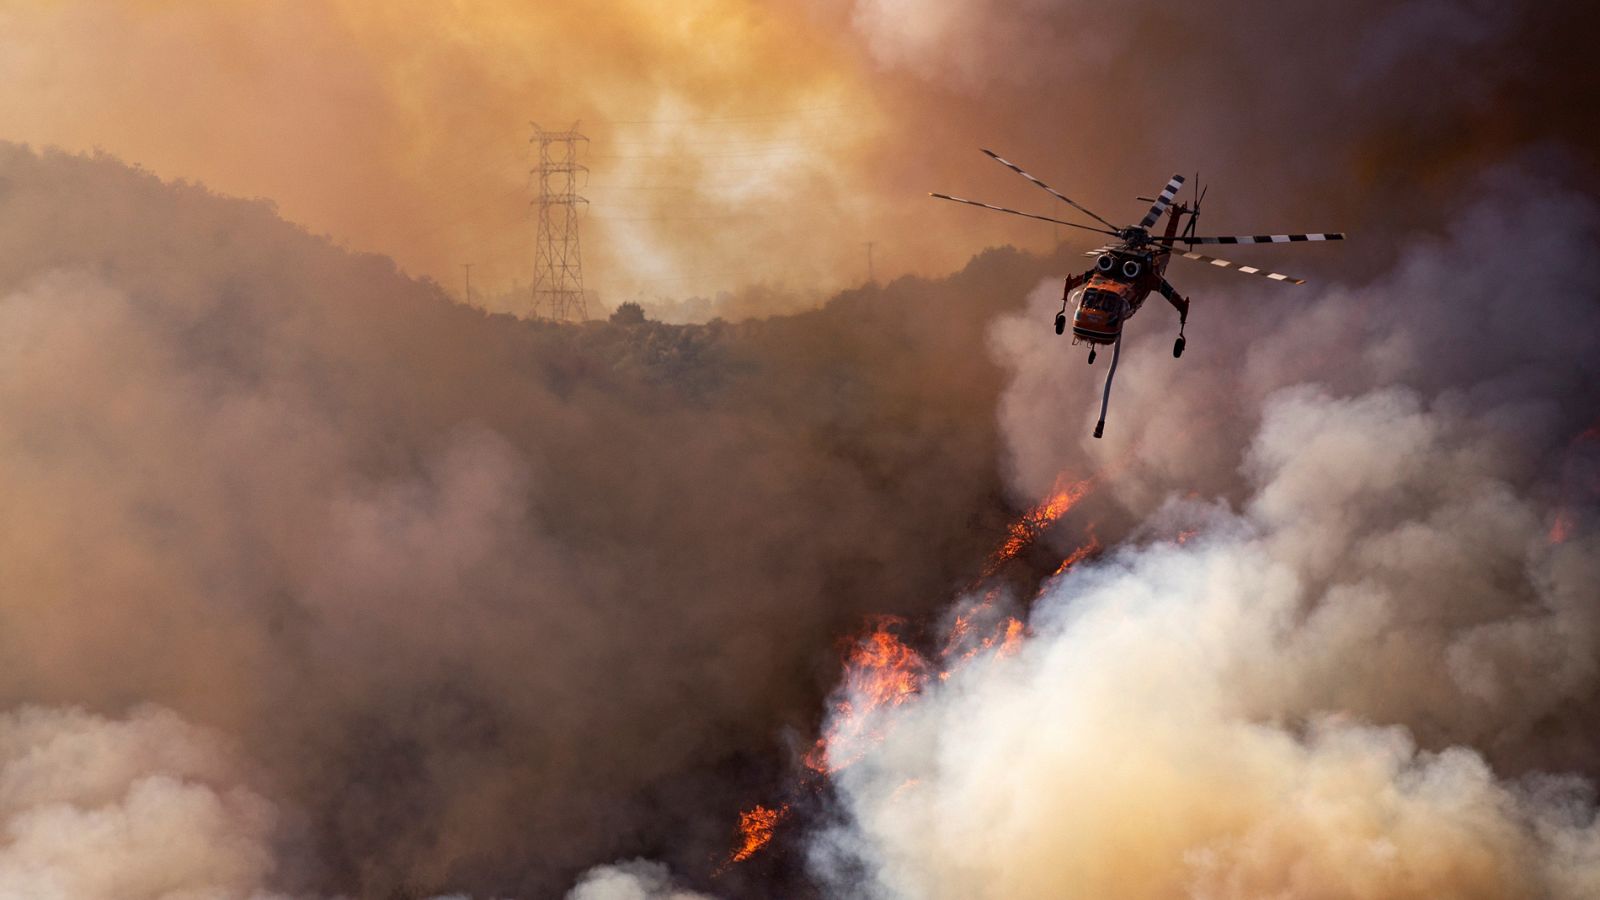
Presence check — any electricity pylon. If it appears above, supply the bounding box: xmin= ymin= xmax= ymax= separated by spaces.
xmin=530 ymin=122 xmax=588 ymax=321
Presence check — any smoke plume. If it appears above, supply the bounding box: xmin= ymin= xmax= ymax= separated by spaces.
xmin=810 ymin=169 xmax=1600 ymax=897
xmin=0 ymin=1 xmax=1596 ymax=896
xmin=0 ymin=141 xmax=1077 ymax=896
xmin=0 ymin=705 xmax=287 ymax=900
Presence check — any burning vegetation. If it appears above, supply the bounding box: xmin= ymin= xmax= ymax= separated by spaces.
xmin=985 ymin=475 xmax=1095 ymax=576
xmin=721 ymin=473 xmax=1103 ymax=871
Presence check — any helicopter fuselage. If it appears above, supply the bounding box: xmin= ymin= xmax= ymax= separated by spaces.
xmin=1068 ymin=246 xmax=1170 ymax=345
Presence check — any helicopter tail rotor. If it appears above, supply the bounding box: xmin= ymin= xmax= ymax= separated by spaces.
xmin=1183 ymin=174 xmax=1206 ymax=240
xmin=1137 ymin=174 xmax=1186 ymax=229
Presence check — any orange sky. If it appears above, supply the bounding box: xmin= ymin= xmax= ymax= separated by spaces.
xmin=0 ymin=0 xmax=1084 ymax=313
xmin=1 ymin=0 xmax=1502 ymax=317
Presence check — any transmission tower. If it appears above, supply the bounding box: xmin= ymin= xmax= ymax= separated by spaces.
xmin=530 ymin=122 xmax=589 ymax=321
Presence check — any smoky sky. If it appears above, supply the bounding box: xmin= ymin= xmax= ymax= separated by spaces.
xmin=1 ymin=0 xmax=1594 ymax=307
xmin=0 ymin=0 xmax=1595 ymax=898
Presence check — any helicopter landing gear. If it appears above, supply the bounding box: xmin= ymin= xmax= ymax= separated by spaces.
xmin=1054 ymin=312 xmax=1066 ymax=335
xmin=1173 ymin=315 xmax=1187 ymax=358
xmin=1088 ymin=346 xmax=1097 ymax=364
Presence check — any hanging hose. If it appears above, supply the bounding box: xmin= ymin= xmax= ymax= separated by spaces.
xmin=1093 ymin=328 xmax=1122 ymax=439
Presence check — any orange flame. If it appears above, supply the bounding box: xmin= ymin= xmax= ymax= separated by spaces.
xmin=1052 ymin=533 xmax=1102 ymax=576
xmin=726 ymin=803 xmax=787 ymax=866
xmin=941 ymin=588 xmax=1000 ymax=656
xmin=723 ymin=474 xmax=1099 ymax=870
xmin=805 ymin=616 xmax=930 ymax=774
xmin=939 ymin=590 xmax=1027 ymax=680
xmin=985 ymin=475 xmax=1094 ymax=575
xmin=998 ymin=616 xmax=1024 ymax=654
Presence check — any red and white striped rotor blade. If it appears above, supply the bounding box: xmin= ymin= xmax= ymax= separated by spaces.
xmin=1158 ymin=232 xmax=1345 ymax=245
xmin=1174 ymin=251 xmax=1306 ymax=285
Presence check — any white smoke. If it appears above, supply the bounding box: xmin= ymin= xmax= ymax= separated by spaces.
xmin=0 ymin=701 xmax=712 ymax=899
xmin=809 ymin=176 xmax=1600 ymax=897
xmin=814 ymin=391 xmax=1600 ymax=898
xmin=564 ymin=860 xmax=714 ymax=900
xmin=844 ymin=0 xmax=1133 ymax=89
xmin=0 ymin=704 xmax=290 ymax=900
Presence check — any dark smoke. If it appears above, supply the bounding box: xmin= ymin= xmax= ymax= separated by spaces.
xmin=0 ymin=142 xmax=1092 ymax=897
xmin=0 ymin=1 xmax=1597 ymax=896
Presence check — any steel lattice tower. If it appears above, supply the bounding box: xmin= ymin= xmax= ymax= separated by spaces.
xmin=530 ymin=122 xmax=589 ymax=321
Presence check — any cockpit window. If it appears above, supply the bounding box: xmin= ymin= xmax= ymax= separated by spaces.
xmin=1082 ymin=289 xmax=1118 ymax=311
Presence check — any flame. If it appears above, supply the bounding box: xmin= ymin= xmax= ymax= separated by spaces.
xmin=723 ymin=474 xmax=1098 ymax=870
xmin=998 ymin=616 xmax=1024 ymax=654
xmin=806 ymin=616 xmax=930 ymax=774
xmin=726 ymin=803 xmax=788 ymax=866
xmin=985 ymin=475 xmax=1094 ymax=575
xmin=1052 ymin=533 xmax=1102 ymax=576
xmin=939 ymin=590 xmax=1028 ymax=680
xmin=941 ymin=588 xmax=1000 ymax=656
xmin=724 ymin=620 xmax=935 ymax=870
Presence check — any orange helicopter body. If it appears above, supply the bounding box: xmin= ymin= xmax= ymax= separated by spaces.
xmin=1066 ymin=206 xmax=1182 ymax=345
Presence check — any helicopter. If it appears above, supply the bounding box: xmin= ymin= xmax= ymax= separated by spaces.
xmin=933 ymin=149 xmax=1344 ymax=438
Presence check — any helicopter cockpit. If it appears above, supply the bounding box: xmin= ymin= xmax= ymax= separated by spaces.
xmin=1079 ymin=287 xmax=1121 ymax=311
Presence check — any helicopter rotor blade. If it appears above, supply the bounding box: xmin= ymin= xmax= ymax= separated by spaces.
xmin=929 ymin=193 xmax=1121 ymax=236
xmin=1155 ymin=232 xmax=1345 ymax=245
xmin=978 ymin=149 xmax=1120 ymax=231
xmin=1173 ymin=250 xmax=1306 ymax=285
xmin=1136 ymin=174 xmax=1186 ymax=229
